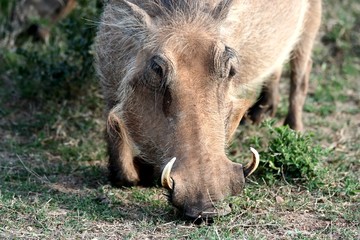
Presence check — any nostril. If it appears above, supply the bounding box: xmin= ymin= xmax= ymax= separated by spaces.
xmin=192 ymin=216 xmax=207 ymax=225
xmin=185 ymin=211 xmax=215 ymax=225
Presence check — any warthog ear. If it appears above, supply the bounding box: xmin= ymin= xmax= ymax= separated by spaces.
xmin=211 ymin=0 xmax=233 ymax=21
xmin=113 ymin=0 xmax=152 ymax=42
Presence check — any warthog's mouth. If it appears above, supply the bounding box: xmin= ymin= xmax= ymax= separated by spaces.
xmin=187 ymin=204 xmax=232 ymax=219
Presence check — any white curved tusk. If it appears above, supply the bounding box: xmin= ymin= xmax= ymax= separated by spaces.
xmin=161 ymin=157 xmax=176 ymax=190
xmin=244 ymin=147 xmax=260 ymax=177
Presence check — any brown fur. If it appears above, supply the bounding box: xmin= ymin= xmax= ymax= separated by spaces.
xmin=95 ymin=0 xmax=322 ymax=219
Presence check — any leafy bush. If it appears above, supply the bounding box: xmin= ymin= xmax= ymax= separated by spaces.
xmin=253 ymin=121 xmax=329 ymax=188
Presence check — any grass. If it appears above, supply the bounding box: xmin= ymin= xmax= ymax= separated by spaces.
xmin=0 ymin=0 xmax=359 ymax=239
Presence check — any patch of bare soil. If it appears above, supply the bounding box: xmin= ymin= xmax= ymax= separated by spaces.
xmin=277 ymin=211 xmax=347 ymax=238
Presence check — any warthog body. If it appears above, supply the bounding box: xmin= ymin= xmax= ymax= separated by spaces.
xmin=95 ymin=0 xmax=321 ymax=219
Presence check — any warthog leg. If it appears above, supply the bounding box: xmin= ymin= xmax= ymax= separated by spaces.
xmin=285 ymin=1 xmax=322 ymax=131
xmin=247 ymin=67 xmax=282 ymax=124
xmin=106 ymin=112 xmax=140 ymax=187
xmin=285 ymin=57 xmax=312 ymax=132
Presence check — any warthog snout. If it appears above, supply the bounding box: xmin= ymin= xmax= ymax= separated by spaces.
xmin=161 ymin=148 xmax=259 ymax=219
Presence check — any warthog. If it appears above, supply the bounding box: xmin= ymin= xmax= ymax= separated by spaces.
xmin=95 ymin=0 xmax=321 ymax=219
xmin=3 ymin=0 xmax=76 ymax=46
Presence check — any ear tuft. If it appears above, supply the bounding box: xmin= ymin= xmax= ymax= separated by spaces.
xmin=107 ymin=0 xmax=152 ymax=43
xmin=118 ymin=0 xmax=152 ymax=26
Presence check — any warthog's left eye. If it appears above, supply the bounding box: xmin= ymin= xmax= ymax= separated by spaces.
xmin=150 ymin=58 xmax=164 ymax=79
xmin=143 ymin=55 xmax=169 ymax=91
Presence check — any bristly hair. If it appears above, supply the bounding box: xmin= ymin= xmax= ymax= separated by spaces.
xmin=141 ymin=0 xmax=232 ymax=57
xmin=143 ymin=0 xmax=232 ymax=27
xmin=149 ymin=0 xmax=233 ymax=16
xmin=95 ymin=0 xmax=235 ymax=114
xmin=147 ymin=0 xmax=209 ymax=16
xmin=152 ymin=0 xmax=201 ymax=12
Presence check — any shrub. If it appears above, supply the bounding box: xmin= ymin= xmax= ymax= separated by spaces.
xmin=254 ymin=121 xmax=329 ymax=188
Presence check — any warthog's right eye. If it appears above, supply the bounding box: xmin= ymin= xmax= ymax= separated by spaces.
xmin=223 ymin=46 xmax=237 ymax=79
xmin=143 ymin=55 xmax=169 ymax=91
xmin=213 ymin=45 xmax=238 ymax=80
xmin=150 ymin=59 xmax=164 ymax=79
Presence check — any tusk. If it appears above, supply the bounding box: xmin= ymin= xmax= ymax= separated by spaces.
xmin=243 ymin=147 xmax=260 ymax=177
xmin=161 ymin=157 xmax=176 ymax=190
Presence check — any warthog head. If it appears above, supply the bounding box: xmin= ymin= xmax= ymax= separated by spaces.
xmin=96 ymin=0 xmax=259 ymax=219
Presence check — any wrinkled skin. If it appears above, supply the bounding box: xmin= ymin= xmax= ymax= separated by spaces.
xmin=95 ymin=0 xmax=322 ymax=219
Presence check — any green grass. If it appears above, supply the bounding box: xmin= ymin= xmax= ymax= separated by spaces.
xmin=0 ymin=0 xmax=359 ymax=239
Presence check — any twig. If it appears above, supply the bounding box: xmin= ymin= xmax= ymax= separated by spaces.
xmin=214 ymin=227 xmax=221 ymax=240
xmin=17 ymin=154 xmax=50 ymax=185
xmin=230 ymin=223 xmax=279 ymax=230
xmin=318 ymin=221 xmax=331 ymax=235
xmin=281 ymin=166 xmax=290 ymax=185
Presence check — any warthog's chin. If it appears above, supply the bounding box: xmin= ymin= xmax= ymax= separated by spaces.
xmin=185 ymin=205 xmax=232 ymax=220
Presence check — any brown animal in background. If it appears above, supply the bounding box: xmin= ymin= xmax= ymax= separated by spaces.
xmin=5 ymin=0 xmax=76 ymax=46
xmin=95 ymin=0 xmax=321 ymax=219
